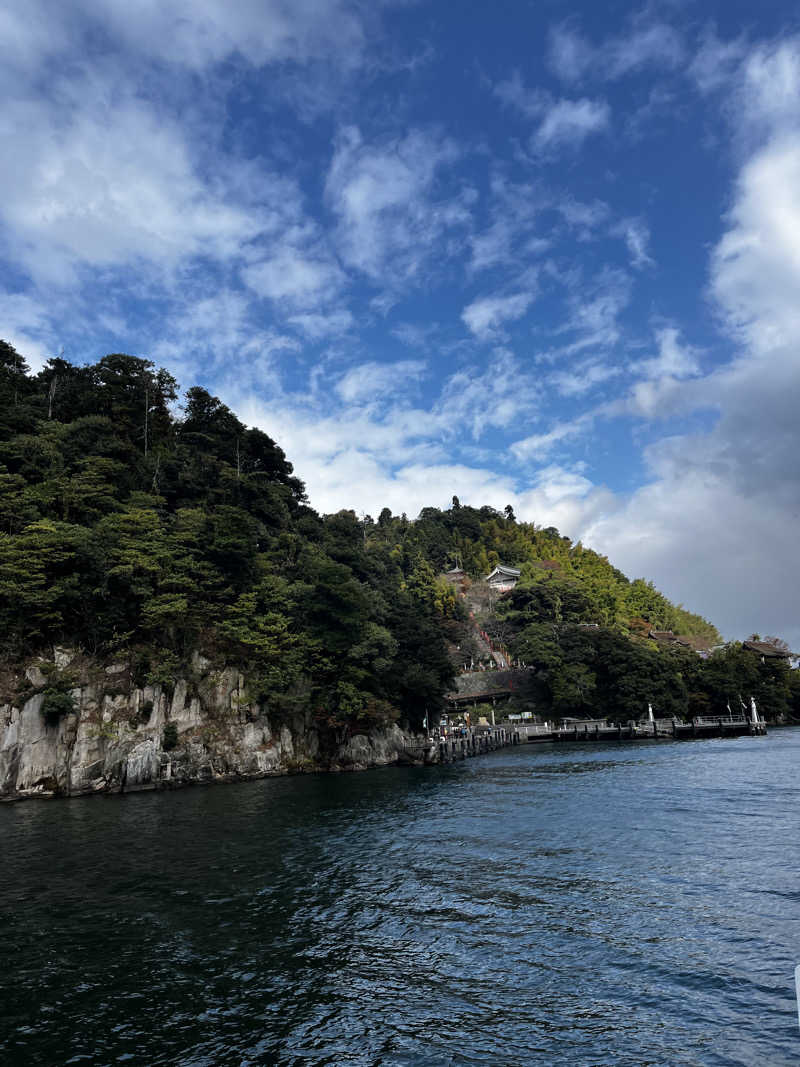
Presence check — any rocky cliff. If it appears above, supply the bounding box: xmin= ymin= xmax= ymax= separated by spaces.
xmin=0 ymin=650 xmax=437 ymax=802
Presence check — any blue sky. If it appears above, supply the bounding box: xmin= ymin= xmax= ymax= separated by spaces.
xmin=3 ymin=0 xmax=800 ymax=646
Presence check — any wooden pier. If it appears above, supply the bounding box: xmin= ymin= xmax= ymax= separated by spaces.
xmin=515 ymin=714 xmax=767 ymax=745
xmin=412 ymin=715 xmax=766 ymax=767
xmin=434 ymin=725 xmax=521 ymax=763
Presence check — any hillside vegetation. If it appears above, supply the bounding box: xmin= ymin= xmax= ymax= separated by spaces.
xmin=1 ymin=341 xmax=797 ymax=726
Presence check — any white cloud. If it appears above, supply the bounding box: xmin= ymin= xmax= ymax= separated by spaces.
xmin=607 ymin=21 xmax=685 ymax=79
xmin=548 ymin=360 xmax=622 ymax=397
xmin=0 ymin=0 xmax=388 ymax=329
xmin=325 ymin=125 xmax=470 ymax=286
xmin=468 ymin=175 xmax=548 ymax=274
xmin=638 ymin=327 xmax=700 ymax=381
xmin=738 ymin=39 xmax=800 ymax=137
xmin=242 ymin=246 xmax=344 ymax=307
xmin=534 ymin=98 xmax=610 ymax=151
xmin=1 ymin=0 xmax=371 ymax=77
xmin=494 ymin=74 xmax=609 ymax=153
xmin=558 ymin=198 xmax=610 ymax=231
xmin=288 ymin=310 xmax=354 ymax=340
xmin=621 ymin=328 xmax=701 ymax=417
xmin=435 ymin=348 xmax=541 ymax=439
xmin=230 ymin=388 xmax=457 ymax=520
xmin=547 ymin=23 xmax=594 ymax=84
xmin=559 ymin=267 xmax=632 ymax=353
xmin=584 ymin=459 xmax=800 ymax=648
xmin=0 ymin=290 xmax=56 ymax=372
xmin=227 ymin=375 xmax=606 ymax=531
xmin=335 ymin=359 xmax=427 ymax=404
xmin=576 ymin=40 xmax=800 ymax=645
xmin=0 ymin=92 xmax=260 ymax=286
xmin=712 ymin=137 xmax=800 ymax=352
xmin=493 ymin=72 xmax=548 ymax=118
xmin=511 ymin=415 xmax=593 ymax=461
xmin=148 ymin=289 xmax=300 ymax=390
xmin=547 ymin=18 xmax=684 ymax=84
xmin=461 ymin=291 xmax=535 ymax=340
xmin=306 ymin=458 xmax=522 ymax=521
xmin=516 ymin=466 xmax=618 ymax=544
xmin=106 ymin=0 xmax=369 ymax=71
xmin=470 ymin=221 xmax=516 ymax=274
xmin=612 ymin=218 xmax=654 ymax=269
xmin=391 ymin=321 xmax=440 ymax=349
xmin=5 ymin=2 xmax=800 ymax=653
xmin=689 ymin=30 xmax=748 ymax=94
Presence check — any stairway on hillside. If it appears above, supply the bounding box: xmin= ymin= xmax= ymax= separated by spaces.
xmin=464 ymin=620 xmax=509 ymax=670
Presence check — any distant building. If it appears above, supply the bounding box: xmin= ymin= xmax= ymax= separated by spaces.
xmin=443 ymin=567 xmax=467 ymax=586
xmin=485 ymin=564 xmax=521 ymax=592
xmin=742 ymin=639 xmax=792 ymax=662
xmin=648 ymin=630 xmax=713 ymax=654
xmin=649 ymin=629 xmax=683 ymax=645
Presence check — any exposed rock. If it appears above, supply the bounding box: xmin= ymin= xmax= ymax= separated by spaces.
xmin=53 ymin=647 xmax=76 ymax=669
xmin=124 ymin=739 xmax=160 ymax=790
xmin=24 ymin=665 xmax=48 ymax=688
xmin=191 ymin=651 xmax=211 ymax=673
xmin=0 ymin=655 xmax=438 ymax=802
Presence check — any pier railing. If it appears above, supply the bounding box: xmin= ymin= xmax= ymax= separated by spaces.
xmin=514 ymin=714 xmax=766 ymax=743
xmin=517 ymin=723 xmax=554 ymax=736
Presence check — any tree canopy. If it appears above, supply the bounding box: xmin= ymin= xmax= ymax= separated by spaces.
xmin=1 ymin=340 xmax=795 ymax=729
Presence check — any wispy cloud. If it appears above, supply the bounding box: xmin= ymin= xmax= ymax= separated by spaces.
xmin=0 ymin=89 xmax=259 ymax=287
xmin=433 ymin=349 xmax=541 ymax=440
xmin=335 ymin=359 xmax=427 ymax=404
xmin=325 ymin=125 xmax=471 ymax=287
xmin=512 ymin=414 xmax=594 ymax=461
xmin=461 ymin=290 xmax=536 ymax=340
xmin=242 ymin=247 xmax=345 ymax=308
xmin=535 ymin=98 xmax=611 ymax=152
xmin=558 ymin=267 xmax=633 ymax=354
xmin=611 ymin=218 xmax=654 ymax=269
xmin=495 ymin=73 xmax=610 ymax=153
xmin=547 ymin=16 xmax=685 ymax=83
xmin=689 ymin=30 xmax=749 ymax=94
xmin=468 ymin=175 xmax=549 ymax=273
xmin=1 ymin=0 xmax=374 ymax=77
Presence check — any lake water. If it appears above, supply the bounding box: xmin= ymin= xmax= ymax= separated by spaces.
xmin=2 ymin=730 xmax=799 ymax=1066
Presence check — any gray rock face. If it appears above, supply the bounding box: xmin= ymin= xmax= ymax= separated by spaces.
xmin=0 ymin=654 xmax=437 ymax=802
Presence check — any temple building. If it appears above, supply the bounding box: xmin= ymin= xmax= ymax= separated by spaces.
xmin=485 ymin=564 xmax=521 ymax=592
xmin=742 ymin=639 xmax=793 ymax=662
xmin=444 ymin=567 xmax=466 ymax=583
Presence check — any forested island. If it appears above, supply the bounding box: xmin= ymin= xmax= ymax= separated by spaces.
xmin=1 ymin=341 xmax=797 ymax=798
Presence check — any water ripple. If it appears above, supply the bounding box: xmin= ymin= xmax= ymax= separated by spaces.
xmin=2 ymin=731 xmax=799 ymax=1065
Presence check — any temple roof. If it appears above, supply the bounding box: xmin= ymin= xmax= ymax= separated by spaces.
xmin=486 ymin=565 xmax=521 ymax=580
xmin=743 ymin=640 xmax=792 ymax=659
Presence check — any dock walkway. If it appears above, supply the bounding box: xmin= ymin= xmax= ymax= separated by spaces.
xmin=426 ymin=725 xmax=521 ymax=763
xmin=516 ymin=715 xmax=766 ymax=744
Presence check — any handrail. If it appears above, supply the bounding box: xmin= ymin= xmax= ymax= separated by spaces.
xmin=692 ymin=714 xmax=752 ymax=726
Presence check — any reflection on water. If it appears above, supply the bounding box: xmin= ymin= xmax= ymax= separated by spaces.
xmin=2 ymin=732 xmax=799 ymax=1065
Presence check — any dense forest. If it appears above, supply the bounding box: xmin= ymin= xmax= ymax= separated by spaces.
xmin=1 ymin=340 xmax=798 ymax=729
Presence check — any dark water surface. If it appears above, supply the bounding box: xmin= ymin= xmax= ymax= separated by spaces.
xmin=2 ymin=731 xmax=799 ymax=1066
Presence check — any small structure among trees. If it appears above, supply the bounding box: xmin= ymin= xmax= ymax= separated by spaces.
xmin=443 ymin=567 xmax=467 ymax=589
xmin=648 ymin=629 xmax=714 ymax=654
xmin=742 ymin=637 xmax=793 ymax=662
xmin=485 ymin=565 xmax=521 ymax=592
